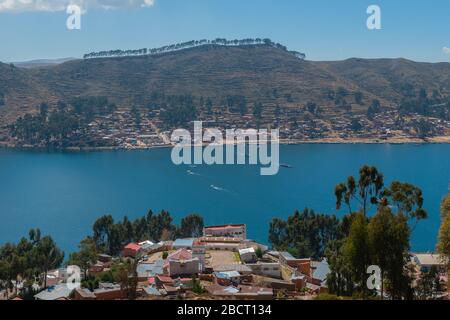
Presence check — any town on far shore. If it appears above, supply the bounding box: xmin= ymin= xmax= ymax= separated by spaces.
xmin=6 ymin=223 xmax=446 ymax=301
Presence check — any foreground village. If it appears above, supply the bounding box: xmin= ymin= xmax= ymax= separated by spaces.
xmin=2 ymin=223 xmax=447 ymax=301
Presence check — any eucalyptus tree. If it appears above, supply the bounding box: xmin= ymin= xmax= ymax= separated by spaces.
xmin=35 ymin=236 xmax=64 ymax=288
xmin=335 ymin=165 xmax=384 ymax=216
xmin=437 ymin=195 xmax=450 ymax=270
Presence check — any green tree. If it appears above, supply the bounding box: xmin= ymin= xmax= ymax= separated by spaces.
xmin=437 ymin=201 xmax=450 ymax=270
xmin=415 ymin=266 xmax=441 ymax=300
xmin=35 ymin=236 xmax=64 ymax=288
xmin=253 ymin=102 xmax=263 ymax=119
xmin=441 ymin=195 xmax=450 ymax=218
xmin=368 ymin=206 xmax=411 ymax=300
xmin=120 ymin=216 xmax=134 ymax=244
xmin=343 ymin=213 xmax=371 ymax=297
xmin=147 ymin=210 xmax=175 ymax=242
xmin=113 ymin=259 xmax=138 ymax=300
xmin=325 ymin=240 xmax=354 ymax=297
xmin=68 ymin=237 xmax=98 ymax=278
xmin=255 ymin=247 xmax=263 ymax=259
xmin=93 ymin=215 xmax=114 ymax=253
xmin=367 ymin=99 xmax=381 ymax=119
xmin=335 ymin=165 xmax=384 ymax=216
xmin=350 ymin=119 xmax=362 ymax=132
xmin=354 ymin=91 xmax=363 ymax=105
xmin=269 ymin=209 xmax=342 ymax=259
xmin=0 ymin=244 xmax=16 ymax=299
xmin=191 ymin=274 xmax=204 ymax=295
xmin=383 ymin=181 xmax=428 ymax=226
xmin=178 ymin=214 xmax=204 ymax=238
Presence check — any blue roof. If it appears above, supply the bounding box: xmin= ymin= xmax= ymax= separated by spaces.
xmin=143 ymin=286 xmax=161 ymax=296
xmin=173 ymin=238 xmax=194 ymax=247
xmin=34 ymin=284 xmax=73 ymax=300
xmin=215 ymin=271 xmax=241 ymax=279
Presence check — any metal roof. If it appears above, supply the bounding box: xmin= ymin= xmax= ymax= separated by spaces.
xmin=173 ymin=238 xmax=194 ymax=247
xmin=34 ymin=284 xmax=73 ymax=300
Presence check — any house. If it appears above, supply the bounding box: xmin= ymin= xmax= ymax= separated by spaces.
xmin=306 ymin=282 xmax=322 ymax=295
xmin=290 ymin=273 xmax=307 ymax=291
xmin=168 ymin=258 xmax=201 ymax=277
xmin=161 ymin=249 xmax=201 ymax=277
xmin=73 ymin=287 xmax=97 ymax=300
xmin=214 ymin=271 xmax=241 ymax=286
xmin=93 ymin=283 xmax=126 ymax=300
xmin=139 ymin=240 xmax=154 ymax=247
xmin=98 ymin=254 xmax=112 ymax=263
xmin=412 ymin=253 xmax=446 ymax=273
xmin=123 ymin=243 xmax=140 ymax=258
xmin=205 ymin=284 xmax=273 ymax=300
xmin=311 ymin=259 xmax=330 ymax=289
xmin=198 ymin=237 xmax=242 ymax=251
xmin=88 ymin=262 xmax=105 ymax=276
xmin=45 ymin=267 xmax=74 ymax=285
xmin=34 ymin=284 xmax=74 ymax=301
xmin=139 ymin=241 xmax=155 ymax=253
xmin=279 ymin=252 xmax=311 ymax=272
xmin=203 ymin=224 xmax=247 ymax=239
xmin=260 ymin=278 xmax=296 ymax=292
xmin=155 ymin=275 xmax=175 ymax=288
xmin=214 ymin=264 xmax=253 ymax=275
xmin=137 ymin=259 xmax=164 ymax=281
xmin=140 ymin=241 xmax=169 ymax=255
xmin=239 ymin=247 xmax=257 ymax=263
xmin=164 ymin=248 xmax=192 ymax=265
xmin=173 ymin=238 xmax=194 ymax=250
xmin=247 ymin=262 xmax=281 ymax=278
xmin=155 ymin=275 xmax=193 ymax=292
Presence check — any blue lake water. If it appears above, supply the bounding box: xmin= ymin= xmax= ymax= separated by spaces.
xmin=0 ymin=144 xmax=449 ymax=254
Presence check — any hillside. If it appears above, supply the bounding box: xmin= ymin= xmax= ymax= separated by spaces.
xmin=1 ymin=44 xmax=450 ymax=126
xmin=11 ymin=58 xmax=77 ymax=69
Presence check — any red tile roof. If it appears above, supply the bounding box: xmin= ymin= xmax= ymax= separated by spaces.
xmin=156 ymin=275 xmax=174 ymax=283
xmin=168 ymin=248 xmax=192 ymax=261
xmin=124 ymin=243 xmax=140 ymax=251
xmin=204 ymin=224 xmax=245 ymax=230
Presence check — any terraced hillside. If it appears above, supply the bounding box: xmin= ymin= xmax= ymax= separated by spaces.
xmin=1 ymin=44 xmax=450 ymax=126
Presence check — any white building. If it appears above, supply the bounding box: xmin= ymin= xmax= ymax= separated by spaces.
xmin=169 ymin=258 xmax=202 ymax=277
xmin=247 ymin=263 xmax=281 ymax=279
xmin=239 ymin=247 xmax=257 ymax=263
xmin=192 ymin=242 xmax=206 ymax=271
xmin=203 ymin=224 xmax=247 ymax=239
xmin=412 ymin=253 xmax=446 ymax=273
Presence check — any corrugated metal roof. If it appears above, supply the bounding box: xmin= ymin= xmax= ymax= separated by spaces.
xmin=34 ymin=284 xmax=73 ymax=300
xmin=173 ymin=239 xmax=194 ymax=247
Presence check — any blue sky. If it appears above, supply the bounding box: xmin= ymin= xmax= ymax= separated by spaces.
xmin=1 ymin=0 xmax=450 ymax=62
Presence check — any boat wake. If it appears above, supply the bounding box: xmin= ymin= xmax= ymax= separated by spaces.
xmin=187 ymin=170 xmax=201 ymax=176
xmin=210 ymin=184 xmax=232 ymax=193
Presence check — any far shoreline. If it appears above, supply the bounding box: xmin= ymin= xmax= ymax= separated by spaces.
xmin=1 ymin=135 xmax=450 ymax=153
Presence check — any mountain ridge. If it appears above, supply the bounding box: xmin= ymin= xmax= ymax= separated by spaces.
xmin=1 ymin=44 xmax=450 ymax=126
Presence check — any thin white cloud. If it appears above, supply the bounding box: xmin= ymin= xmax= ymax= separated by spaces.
xmin=0 ymin=0 xmax=155 ymax=12
xmin=443 ymin=47 xmax=450 ymax=55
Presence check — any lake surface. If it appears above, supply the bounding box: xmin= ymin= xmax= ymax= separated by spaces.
xmin=0 ymin=144 xmax=449 ymax=254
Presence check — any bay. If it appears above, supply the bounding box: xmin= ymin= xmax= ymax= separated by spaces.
xmin=0 ymin=144 xmax=448 ymax=254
